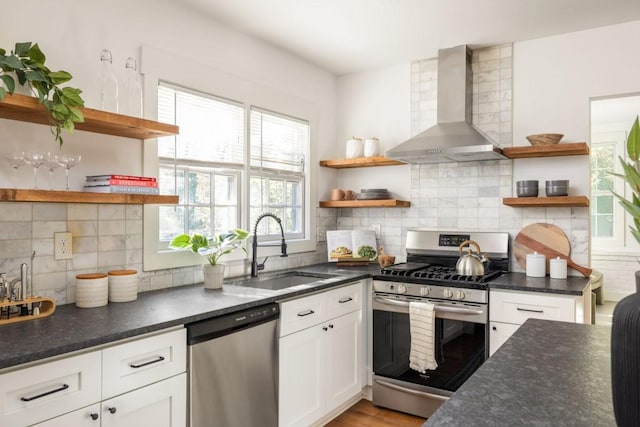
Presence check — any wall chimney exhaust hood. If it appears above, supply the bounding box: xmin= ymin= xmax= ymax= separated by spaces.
xmin=386 ymin=45 xmax=506 ymax=164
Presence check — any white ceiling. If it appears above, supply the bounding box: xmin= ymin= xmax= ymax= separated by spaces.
xmin=179 ymin=0 xmax=640 ymax=75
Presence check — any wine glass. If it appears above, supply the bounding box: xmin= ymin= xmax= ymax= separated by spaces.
xmin=4 ymin=152 xmax=26 ymax=189
xmin=23 ymin=152 xmax=46 ymax=189
xmin=44 ymin=153 xmax=60 ymax=190
xmin=57 ymin=154 xmax=82 ymax=190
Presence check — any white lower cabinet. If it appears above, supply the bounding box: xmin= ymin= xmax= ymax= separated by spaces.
xmin=2 ymin=328 xmax=186 ymax=427
xmin=278 ymin=281 xmax=364 ymax=427
xmin=489 ymin=289 xmax=588 ymax=355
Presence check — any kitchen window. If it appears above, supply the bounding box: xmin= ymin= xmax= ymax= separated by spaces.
xmin=156 ymin=83 xmax=309 ymax=246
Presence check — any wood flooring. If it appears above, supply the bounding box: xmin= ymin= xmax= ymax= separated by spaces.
xmin=325 ymin=399 xmax=426 ymax=427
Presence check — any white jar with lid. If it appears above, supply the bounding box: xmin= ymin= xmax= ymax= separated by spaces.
xmin=549 ymin=257 xmax=568 ymax=279
xmin=108 ymin=269 xmax=138 ymax=302
xmin=526 ymin=252 xmax=546 ymax=277
xmin=346 ymin=137 xmax=363 ymax=159
xmin=363 ymin=137 xmax=380 ymax=157
xmin=76 ymin=273 xmax=108 ymax=308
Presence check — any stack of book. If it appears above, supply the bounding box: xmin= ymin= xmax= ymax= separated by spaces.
xmin=83 ymin=175 xmax=160 ymax=194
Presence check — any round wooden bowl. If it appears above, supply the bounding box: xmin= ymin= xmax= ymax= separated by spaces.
xmin=526 ymin=133 xmax=564 ymax=146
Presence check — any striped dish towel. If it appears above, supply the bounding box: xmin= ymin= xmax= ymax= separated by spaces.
xmin=409 ymin=301 xmax=438 ymax=373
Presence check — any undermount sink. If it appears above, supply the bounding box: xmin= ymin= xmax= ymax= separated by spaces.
xmin=239 ymin=271 xmax=337 ymax=291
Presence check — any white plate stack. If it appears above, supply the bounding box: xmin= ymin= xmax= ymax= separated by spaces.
xmin=108 ymin=269 xmax=138 ymax=302
xmin=75 ymin=273 xmax=109 ymax=308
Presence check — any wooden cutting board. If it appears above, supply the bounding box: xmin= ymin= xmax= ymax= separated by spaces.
xmin=514 ymin=223 xmax=592 ymax=278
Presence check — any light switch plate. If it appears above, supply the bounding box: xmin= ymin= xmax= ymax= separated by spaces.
xmin=54 ymin=232 xmax=73 ymax=260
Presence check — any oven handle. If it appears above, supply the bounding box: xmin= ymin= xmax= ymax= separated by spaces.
xmin=374 ymin=379 xmax=449 ymax=402
xmin=373 ymin=296 xmax=484 ymax=315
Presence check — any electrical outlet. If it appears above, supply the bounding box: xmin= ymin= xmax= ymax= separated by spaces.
xmin=54 ymin=232 xmax=73 ymax=260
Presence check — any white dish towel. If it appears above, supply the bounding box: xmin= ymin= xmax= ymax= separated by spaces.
xmin=409 ymin=301 xmax=438 ymax=373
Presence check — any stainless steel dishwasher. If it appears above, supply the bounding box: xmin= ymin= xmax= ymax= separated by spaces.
xmin=187 ymin=303 xmax=280 ymax=427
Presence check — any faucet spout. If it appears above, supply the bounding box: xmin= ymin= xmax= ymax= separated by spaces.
xmin=251 ymin=213 xmax=288 ymax=277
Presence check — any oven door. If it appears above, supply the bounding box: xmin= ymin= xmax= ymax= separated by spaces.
xmin=372 ymin=292 xmax=488 ymax=393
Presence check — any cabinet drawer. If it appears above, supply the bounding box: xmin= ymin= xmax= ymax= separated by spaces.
xmin=0 ymin=351 xmax=101 ymax=427
xmin=34 ymin=403 xmax=101 ymax=426
xmin=326 ymin=282 xmax=362 ymax=319
xmin=490 ymin=290 xmax=575 ymax=324
xmin=279 ymin=292 xmax=327 ymax=337
xmin=102 ymin=328 xmax=186 ymax=399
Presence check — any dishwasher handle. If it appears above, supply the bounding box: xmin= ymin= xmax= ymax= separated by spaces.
xmin=187 ymin=303 xmax=279 ymax=345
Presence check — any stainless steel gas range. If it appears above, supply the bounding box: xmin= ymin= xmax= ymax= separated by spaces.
xmin=371 ymin=230 xmax=509 ymax=419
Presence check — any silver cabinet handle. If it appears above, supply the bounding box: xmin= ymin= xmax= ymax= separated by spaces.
xmin=338 ymin=297 xmax=353 ymax=304
xmin=20 ymin=383 xmax=69 ymax=401
xmin=373 ymin=297 xmax=483 ymax=315
xmin=129 ymin=355 xmax=165 ymax=368
xmin=516 ymin=307 xmax=544 ymax=313
xmin=375 ymin=379 xmax=449 ymax=402
xmin=297 ymin=309 xmax=315 ymax=317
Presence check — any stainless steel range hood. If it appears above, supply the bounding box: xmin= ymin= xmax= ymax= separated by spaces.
xmin=386 ymin=45 xmax=506 ymax=163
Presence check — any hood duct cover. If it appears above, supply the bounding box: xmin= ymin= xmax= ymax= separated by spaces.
xmin=386 ymin=45 xmax=506 ymax=164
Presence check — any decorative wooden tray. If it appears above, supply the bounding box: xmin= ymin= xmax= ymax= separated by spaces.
xmin=0 ymin=296 xmax=56 ymax=325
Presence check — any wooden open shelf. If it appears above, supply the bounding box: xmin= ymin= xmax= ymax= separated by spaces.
xmin=0 ymin=189 xmax=178 ymax=205
xmin=0 ymin=93 xmax=179 ymax=139
xmin=502 ymin=142 xmax=589 ymax=159
xmin=319 ymin=199 xmax=410 ymax=208
xmin=319 ymin=156 xmax=405 ymax=168
xmin=502 ymin=196 xmax=590 ymax=207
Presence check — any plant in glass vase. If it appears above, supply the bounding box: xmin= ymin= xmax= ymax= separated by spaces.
xmin=169 ymin=229 xmax=249 ymax=289
xmin=0 ymin=42 xmax=85 ymax=147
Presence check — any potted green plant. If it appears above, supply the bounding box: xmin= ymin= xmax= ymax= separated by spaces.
xmin=0 ymin=42 xmax=85 ymax=147
xmin=612 ymin=116 xmax=640 ymax=246
xmin=169 ymin=228 xmax=250 ymax=289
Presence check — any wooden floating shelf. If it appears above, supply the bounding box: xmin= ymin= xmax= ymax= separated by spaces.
xmin=0 ymin=93 xmax=179 ymax=140
xmin=502 ymin=142 xmax=589 ymax=159
xmin=319 ymin=156 xmax=406 ymax=168
xmin=502 ymin=196 xmax=590 ymax=207
xmin=0 ymin=189 xmax=178 ymax=205
xmin=0 ymin=296 xmax=56 ymax=325
xmin=319 ymin=199 xmax=410 ymax=208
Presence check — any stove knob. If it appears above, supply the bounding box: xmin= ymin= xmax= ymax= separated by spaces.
xmin=397 ymin=284 xmax=407 ymax=294
xmin=443 ymin=289 xmax=454 ymax=298
xmin=420 ymin=287 xmax=430 ymax=296
xmin=454 ymin=290 xmax=466 ymax=300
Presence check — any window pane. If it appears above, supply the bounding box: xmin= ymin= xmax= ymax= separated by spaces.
xmin=215 ymin=207 xmax=237 ymax=233
xmin=268 ymin=208 xmax=285 ymax=234
xmin=188 ymin=206 xmax=212 ymax=236
xmin=596 ymin=195 xmax=613 ymax=214
xmin=159 ymin=206 xmax=184 ymax=241
xmin=159 ymin=167 xmax=184 ymax=200
xmin=215 ymin=175 xmax=237 ymax=205
xmin=595 ymin=215 xmax=614 ymax=237
xmin=285 ymin=207 xmax=302 ymax=233
xmin=250 ymin=177 xmax=265 ymax=206
xmin=189 ymin=171 xmax=211 ymax=204
xmin=287 ymin=181 xmax=301 ymax=206
xmin=250 ymin=109 xmax=308 ymax=172
xmin=269 ymin=180 xmax=284 ymax=205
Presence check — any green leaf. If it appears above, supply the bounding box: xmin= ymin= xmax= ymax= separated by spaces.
xmin=14 ymin=42 xmax=32 ymax=57
xmin=69 ymin=107 xmax=84 ymax=123
xmin=15 ymin=70 xmax=27 ymax=86
xmin=0 ymin=54 xmax=24 ymax=69
xmin=0 ymin=49 xmax=5 ymax=56
xmin=25 ymin=70 xmax=47 ymax=82
xmin=63 ymin=119 xmax=74 ymax=132
xmin=28 ymin=43 xmax=45 ymax=64
xmin=0 ymin=74 xmax=15 ymax=93
xmin=628 ymin=116 xmax=640 ymax=161
xmin=49 ymin=70 xmax=72 ymax=85
xmin=61 ymin=87 xmax=84 ymax=107
xmin=0 ymin=87 xmax=5 ymax=99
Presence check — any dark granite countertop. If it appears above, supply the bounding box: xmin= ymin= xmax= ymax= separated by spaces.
xmin=489 ymin=272 xmax=591 ymax=296
xmin=0 ymin=263 xmax=378 ymax=371
xmin=425 ymin=319 xmax=614 ymax=427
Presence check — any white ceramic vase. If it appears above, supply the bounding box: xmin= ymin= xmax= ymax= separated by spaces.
xmin=203 ymin=264 xmax=225 ymax=289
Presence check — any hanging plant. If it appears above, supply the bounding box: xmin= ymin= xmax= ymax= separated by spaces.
xmin=0 ymin=42 xmax=85 ymax=147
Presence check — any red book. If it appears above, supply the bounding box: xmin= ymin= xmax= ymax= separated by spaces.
xmin=85 ymin=178 xmax=159 ymax=187
xmin=86 ymin=174 xmax=157 ymax=182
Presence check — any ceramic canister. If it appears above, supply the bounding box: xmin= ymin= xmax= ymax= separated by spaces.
xmin=108 ymin=269 xmax=138 ymax=302
xmin=363 ymin=138 xmax=380 ymax=157
xmin=345 ymin=137 xmax=363 ymax=159
xmin=526 ymin=252 xmax=546 ymax=277
xmin=549 ymin=257 xmax=568 ymax=279
xmin=75 ymin=273 xmax=108 ymax=308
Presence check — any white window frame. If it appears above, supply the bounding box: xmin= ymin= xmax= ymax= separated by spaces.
xmin=141 ymin=46 xmax=317 ymax=271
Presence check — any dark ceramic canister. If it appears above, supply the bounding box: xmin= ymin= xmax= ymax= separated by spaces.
xmin=611 ymin=290 xmax=640 ymax=426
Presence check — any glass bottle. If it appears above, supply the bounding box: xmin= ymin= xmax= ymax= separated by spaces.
xmin=99 ymin=49 xmax=119 ymax=113
xmin=122 ymin=57 xmax=143 ymax=117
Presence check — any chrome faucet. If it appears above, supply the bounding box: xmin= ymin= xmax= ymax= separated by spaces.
xmin=251 ymin=213 xmax=288 ymax=277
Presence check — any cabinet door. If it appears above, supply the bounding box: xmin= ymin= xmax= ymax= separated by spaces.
xmin=101 ymin=373 xmax=186 ymax=427
xmin=34 ymin=403 xmax=101 ymax=426
xmin=489 ymin=321 xmax=520 ymax=356
xmin=279 ymin=325 xmax=326 ymax=427
xmin=325 ymin=310 xmax=363 ymax=413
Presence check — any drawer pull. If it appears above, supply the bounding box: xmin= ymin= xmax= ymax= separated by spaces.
xmin=338 ymin=297 xmax=353 ymax=304
xmin=20 ymin=383 xmax=69 ymax=401
xmin=107 ymin=407 xmax=117 ymax=414
xmin=90 ymin=413 xmax=99 ymax=421
xmin=516 ymin=307 xmax=544 ymax=313
xmin=297 ymin=309 xmax=315 ymax=317
xmin=129 ymin=355 xmax=165 ymax=368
